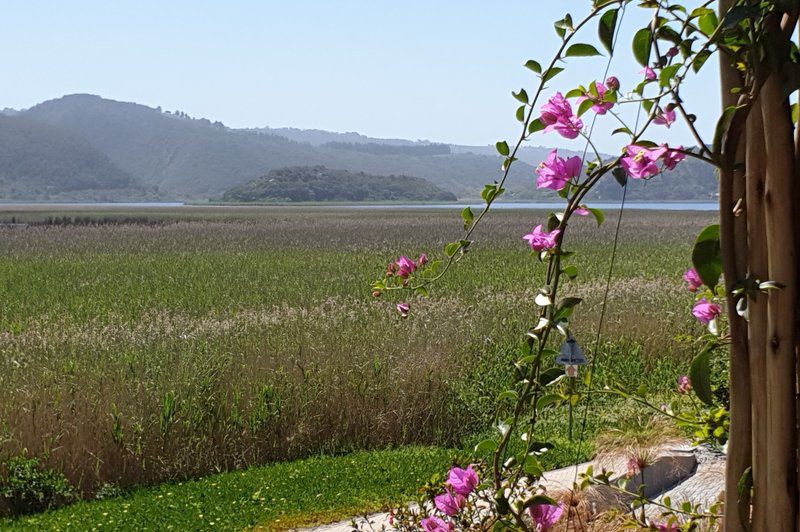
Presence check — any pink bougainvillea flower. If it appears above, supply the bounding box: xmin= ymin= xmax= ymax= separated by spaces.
xmin=678 ymin=375 xmax=692 ymax=394
xmin=666 ymin=47 xmax=679 ymax=58
xmin=574 ymin=207 xmax=590 ymax=216
xmin=640 ymin=66 xmax=657 ymax=81
xmin=620 ymin=144 xmax=668 ymax=179
xmin=535 ymin=149 xmax=582 ymax=191
xmin=396 ymin=302 xmax=410 ymax=318
xmin=417 ymin=253 xmax=428 ymax=266
xmin=692 ymin=298 xmax=721 ymax=324
xmin=447 ymin=465 xmax=479 ymax=496
xmin=683 ymin=267 xmax=702 ymax=291
xmin=653 ymin=107 xmax=676 ymax=128
xmin=626 ymin=456 xmax=640 ymax=478
xmin=605 ymin=75 xmax=620 ymax=91
xmin=662 ymin=146 xmax=686 ymax=171
xmin=528 ymin=502 xmax=564 ymax=531
xmin=523 ymin=225 xmax=560 ymax=252
xmin=577 ymin=81 xmax=614 ymax=115
xmin=421 ymin=516 xmax=454 ymax=532
xmin=434 ymin=488 xmax=466 ymax=516
xmin=540 ymin=92 xmax=584 ymax=139
xmin=395 ymin=256 xmax=417 ymax=278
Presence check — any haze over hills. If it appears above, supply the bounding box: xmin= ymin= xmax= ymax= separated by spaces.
xmin=0 ymin=94 xmax=718 ymax=202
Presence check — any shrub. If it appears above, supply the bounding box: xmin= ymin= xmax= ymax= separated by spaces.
xmin=0 ymin=454 xmax=74 ymax=516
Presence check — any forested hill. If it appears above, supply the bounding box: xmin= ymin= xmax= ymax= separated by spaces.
xmin=220 ymin=166 xmax=457 ymax=203
xmin=0 ymin=94 xmax=719 ymax=201
xmin=16 ymin=94 xmax=531 ymax=200
xmin=0 ymin=114 xmax=153 ymax=201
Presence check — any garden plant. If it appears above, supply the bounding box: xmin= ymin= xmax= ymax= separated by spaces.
xmin=373 ymin=0 xmax=800 ymax=529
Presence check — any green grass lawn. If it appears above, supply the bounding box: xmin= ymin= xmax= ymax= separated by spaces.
xmin=2 ymin=447 xmax=456 ymax=531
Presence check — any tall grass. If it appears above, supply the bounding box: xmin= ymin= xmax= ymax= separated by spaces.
xmin=0 ymin=207 xmax=714 ymax=497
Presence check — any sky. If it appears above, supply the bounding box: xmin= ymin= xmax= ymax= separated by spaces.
xmin=1 ymin=1 xmax=721 ymax=153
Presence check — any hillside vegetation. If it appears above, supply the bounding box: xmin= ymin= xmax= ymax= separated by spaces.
xmin=220 ymin=166 xmax=457 ymax=203
xmin=0 ymin=93 xmax=719 ymax=201
xmin=0 ymin=115 xmax=152 ymax=201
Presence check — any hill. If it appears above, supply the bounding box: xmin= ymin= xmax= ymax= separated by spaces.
xmin=5 ymin=94 xmax=719 ymax=202
xmin=220 ymin=166 xmax=457 ymax=203
xmin=0 ymin=114 xmax=152 ymax=201
xmin=20 ymin=95 xmax=532 ymax=200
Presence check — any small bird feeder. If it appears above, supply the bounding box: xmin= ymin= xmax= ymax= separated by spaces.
xmin=556 ymin=335 xmax=587 ymax=441
xmin=556 ymin=335 xmax=586 ymax=378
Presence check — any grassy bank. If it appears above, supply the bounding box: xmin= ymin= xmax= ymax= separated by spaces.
xmin=0 ymin=206 xmax=714 ymax=512
xmin=1 ymin=447 xmax=455 ymax=530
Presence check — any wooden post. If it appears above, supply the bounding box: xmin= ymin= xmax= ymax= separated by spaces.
xmin=760 ymin=72 xmax=798 ymax=532
xmin=718 ymin=1 xmax=752 ymax=527
xmin=745 ymin=99 xmax=768 ymax=532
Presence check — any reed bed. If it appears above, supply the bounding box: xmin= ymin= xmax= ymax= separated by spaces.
xmin=0 ymin=207 xmax=714 ymax=494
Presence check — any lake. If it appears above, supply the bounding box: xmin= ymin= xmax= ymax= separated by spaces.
xmin=0 ymin=201 xmax=719 ymax=211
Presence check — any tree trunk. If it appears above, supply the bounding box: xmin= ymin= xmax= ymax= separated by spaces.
xmin=760 ymin=72 xmax=798 ymax=532
xmin=746 ymin=99 xmax=768 ymax=532
xmin=718 ymin=2 xmax=752 ymax=526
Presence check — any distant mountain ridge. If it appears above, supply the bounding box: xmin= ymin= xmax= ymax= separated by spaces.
xmin=0 ymin=94 xmax=718 ymax=202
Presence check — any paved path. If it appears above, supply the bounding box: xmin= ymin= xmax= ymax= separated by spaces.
xmin=296 ymin=444 xmax=725 ymax=531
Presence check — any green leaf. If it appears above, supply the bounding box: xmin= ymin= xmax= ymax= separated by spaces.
xmin=565 ymin=88 xmax=584 ymax=99
xmin=577 ymin=98 xmax=594 ymax=117
xmin=698 ymin=12 xmax=718 ymax=37
xmin=692 ymin=224 xmax=722 ymax=288
xmin=516 ymin=105 xmax=526 ymax=122
xmin=587 ymin=207 xmax=604 ymax=226
xmin=528 ymin=118 xmax=545 ymax=135
xmin=474 ymin=438 xmax=498 ymax=455
xmin=692 ymin=49 xmax=711 ymax=73
xmin=612 ymin=167 xmax=628 ymax=187
xmin=522 ymin=494 xmax=558 ymax=509
xmin=562 ymin=265 xmax=578 ymax=279
xmin=712 ymin=105 xmax=736 ymax=157
xmin=444 ymin=242 xmax=461 ymax=257
xmin=461 ymin=206 xmax=474 ymax=230
xmin=495 ymin=141 xmax=510 ymax=156
xmin=553 ymin=297 xmax=582 ymax=322
xmin=565 ymin=43 xmax=602 ymax=58
xmin=539 ymin=367 xmax=564 ymax=386
xmin=611 ymin=126 xmax=632 ymax=136
xmin=598 ymin=8 xmax=619 ymax=54
xmin=542 ymin=66 xmax=564 ymax=82
xmin=497 ymin=390 xmax=518 ymax=402
xmin=689 ymin=349 xmax=715 ymax=406
xmin=632 ymin=27 xmax=652 ymax=67
xmin=524 ymin=59 xmax=542 ymax=74
xmin=536 ymin=393 xmax=563 ymax=410
xmin=658 ymin=64 xmax=681 ymax=87
xmin=513 ymin=88 xmax=529 ymax=104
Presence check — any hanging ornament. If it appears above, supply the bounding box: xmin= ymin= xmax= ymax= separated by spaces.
xmin=556 ymin=335 xmax=587 ymax=368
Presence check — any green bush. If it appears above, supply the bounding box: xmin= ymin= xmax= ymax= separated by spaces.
xmin=0 ymin=454 xmax=74 ymax=516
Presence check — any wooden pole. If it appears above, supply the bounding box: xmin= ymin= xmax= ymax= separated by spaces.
xmin=746 ymin=99 xmax=768 ymax=532
xmin=760 ymin=72 xmax=798 ymax=532
xmin=718 ymin=1 xmax=752 ymax=526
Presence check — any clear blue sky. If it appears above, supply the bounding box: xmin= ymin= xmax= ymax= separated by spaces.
xmin=1 ymin=1 xmax=720 ymax=152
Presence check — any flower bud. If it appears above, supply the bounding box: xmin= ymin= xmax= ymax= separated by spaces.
xmin=605 ymin=76 xmax=620 ymax=91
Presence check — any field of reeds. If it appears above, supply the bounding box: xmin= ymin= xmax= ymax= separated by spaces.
xmin=0 ymin=205 xmax=715 ymax=501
